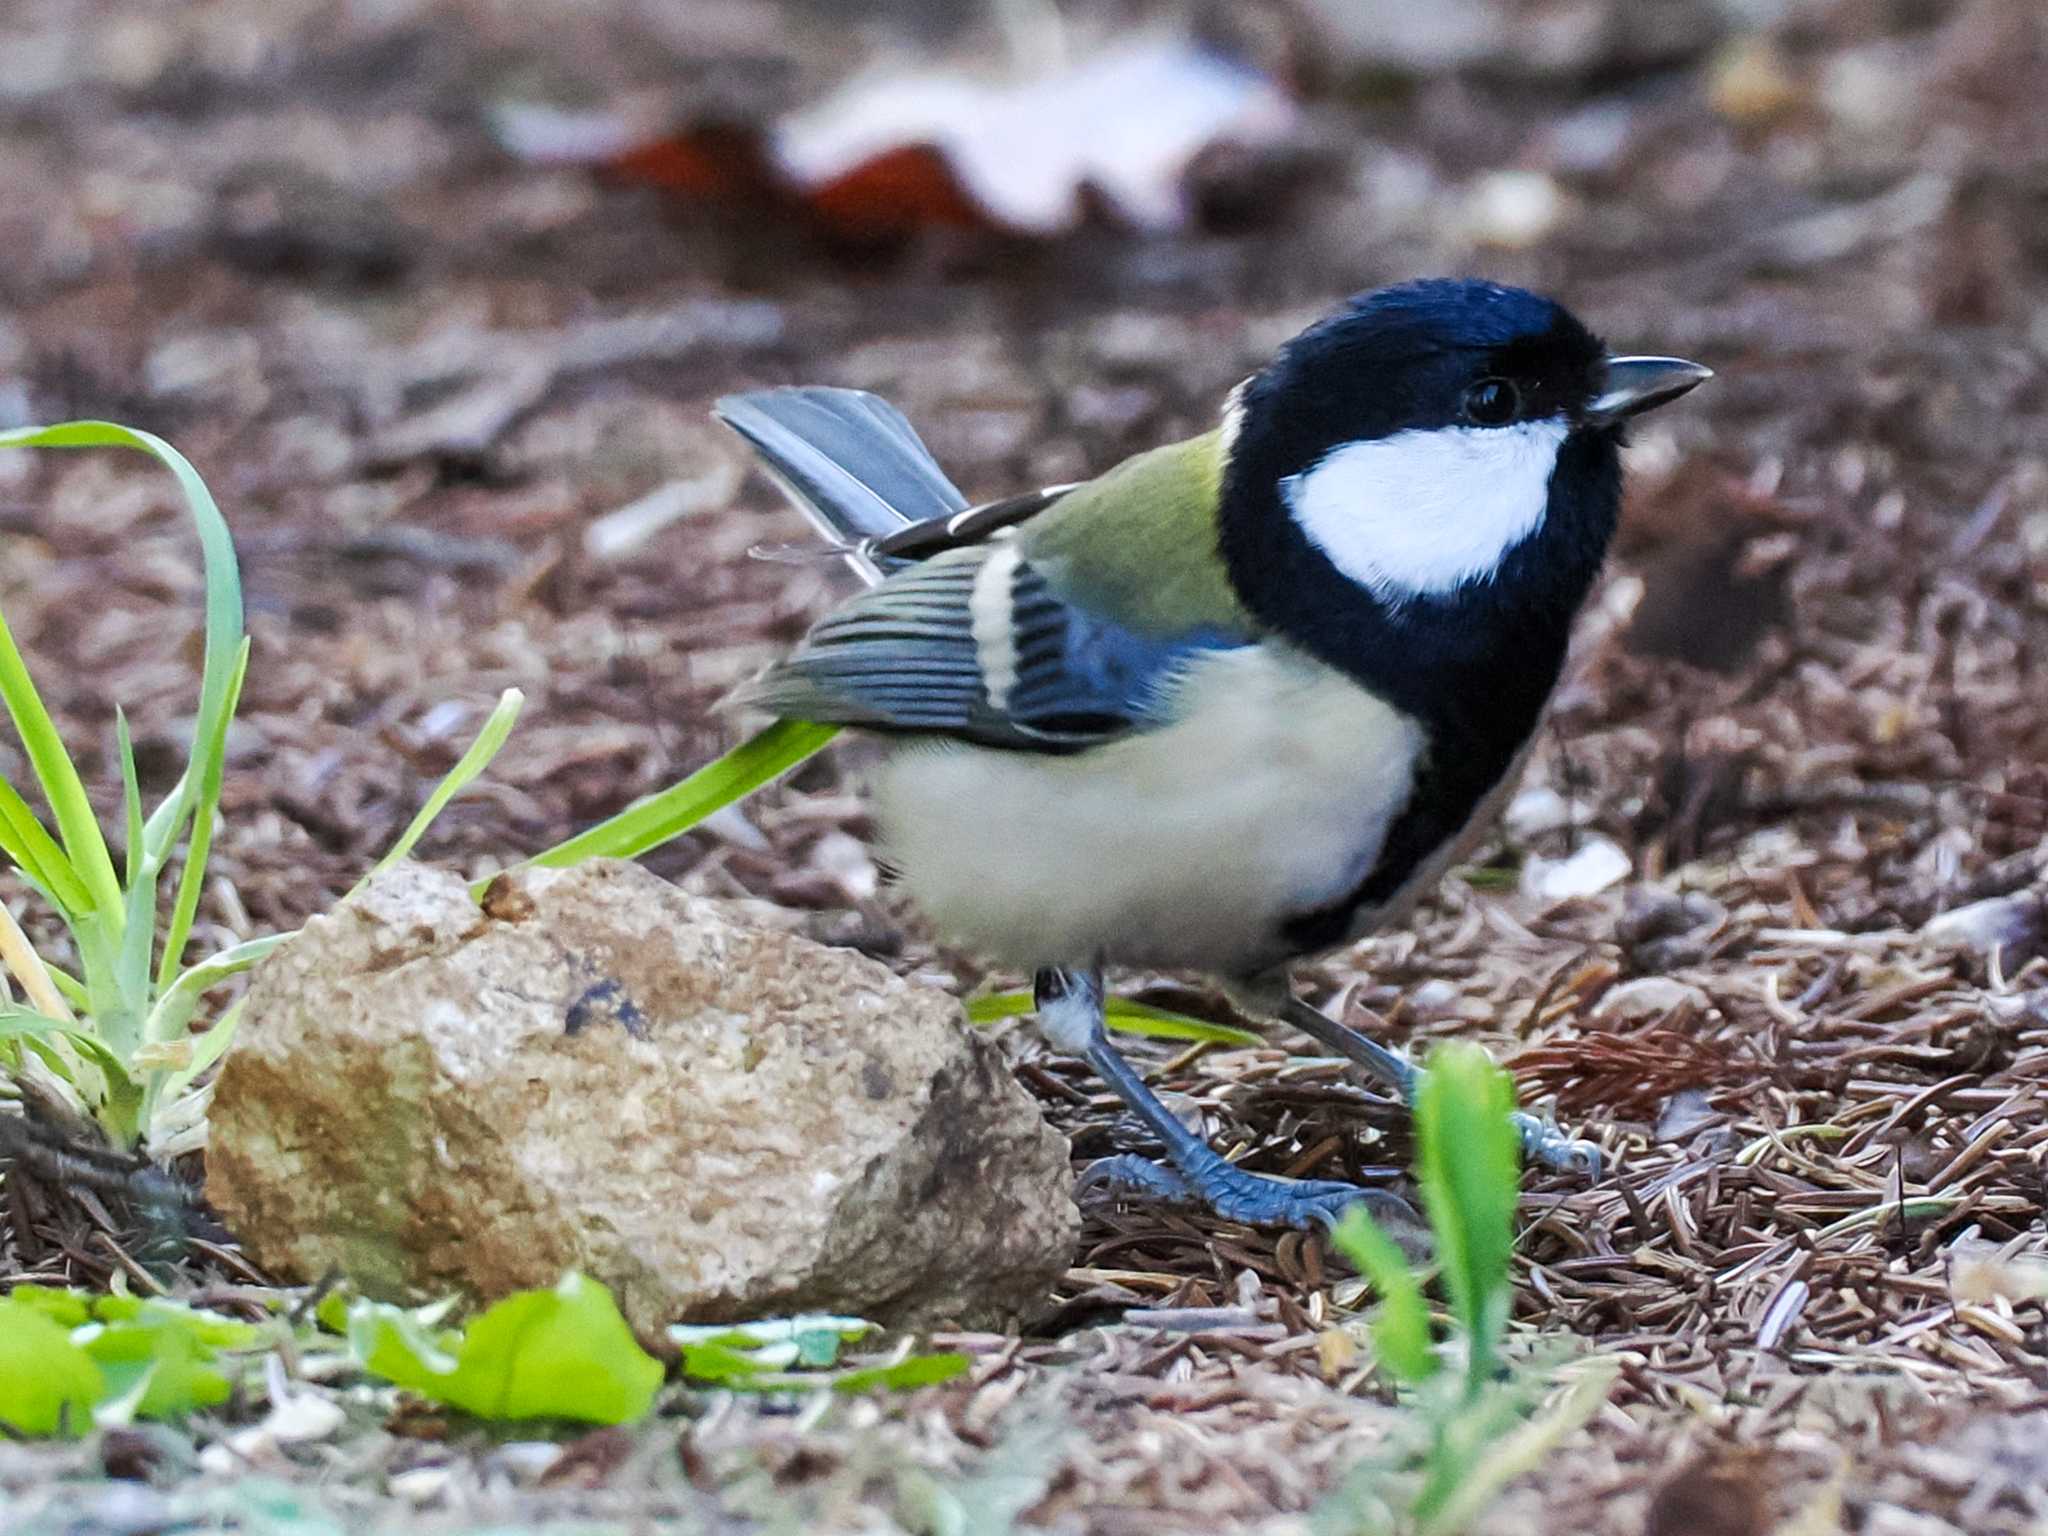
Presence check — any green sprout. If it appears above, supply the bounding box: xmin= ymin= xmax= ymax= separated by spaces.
xmin=1316 ymin=1043 xmax=1616 ymax=1536
xmin=0 ymin=423 xmax=522 ymax=1154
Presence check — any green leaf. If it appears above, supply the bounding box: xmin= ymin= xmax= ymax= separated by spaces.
xmin=80 ymin=1320 xmax=232 ymax=1423
xmin=0 ymin=1297 xmax=104 ymax=1436
xmin=352 ymin=1273 xmax=662 ymax=1424
xmin=967 ymin=990 xmax=1265 ymax=1049
xmin=665 ymin=1318 xmax=957 ymax=1394
xmin=1413 ymin=1359 xmax=1619 ymax=1535
xmin=359 ymin=688 xmax=523 ymax=894
xmin=670 ymin=1315 xmax=869 ymax=1376
xmin=1415 ymin=1043 xmax=1521 ymax=1391
xmin=142 ymin=934 xmax=283 ymax=1140
xmin=74 ymin=1295 xmax=261 ymax=1426
xmin=503 ymin=719 xmax=840 ymax=882
xmin=1329 ymin=1206 xmax=1439 ymax=1386
xmin=91 ymin=1294 xmax=262 ymax=1351
xmin=2 ymin=1285 xmax=93 ymax=1328
xmin=831 ymin=1352 xmax=969 ymax=1394
xmin=679 ymin=1339 xmax=771 ymax=1386
xmin=314 ymin=1289 xmax=352 ymax=1337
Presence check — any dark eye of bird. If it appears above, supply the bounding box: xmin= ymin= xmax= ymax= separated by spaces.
xmin=1463 ymin=378 xmax=1520 ymax=426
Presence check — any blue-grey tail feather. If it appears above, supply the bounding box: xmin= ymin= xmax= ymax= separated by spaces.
xmin=715 ymin=388 xmax=970 ymax=565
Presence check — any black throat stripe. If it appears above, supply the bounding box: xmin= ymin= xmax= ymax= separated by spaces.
xmin=1219 ymin=432 xmax=1622 ymax=972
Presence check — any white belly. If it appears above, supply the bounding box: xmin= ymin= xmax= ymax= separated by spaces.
xmin=871 ymin=645 xmax=1427 ymax=974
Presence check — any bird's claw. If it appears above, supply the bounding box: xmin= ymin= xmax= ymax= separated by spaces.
xmin=1513 ymin=1111 xmax=1602 ymax=1178
xmin=1078 ymin=1154 xmax=1417 ymax=1231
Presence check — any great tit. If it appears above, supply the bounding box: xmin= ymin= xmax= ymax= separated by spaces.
xmin=716 ymin=278 xmax=1710 ymax=1228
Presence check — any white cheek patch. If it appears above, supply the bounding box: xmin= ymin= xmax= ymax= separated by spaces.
xmin=1282 ymin=419 xmax=1570 ymax=601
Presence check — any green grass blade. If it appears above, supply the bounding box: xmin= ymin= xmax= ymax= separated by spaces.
xmin=146 ymin=932 xmax=287 ymax=1049
xmin=966 ymin=990 xmax=1265 ymax=1048
xmin=0 ymin=775 xmax=94 ymax=916
xmin=147 ymin=995 xmax=245 ymax=1120
xmin=62 ymin=1029 xmax=143 ymax=1145
xmin=358 ymin=689 xmax=523 ymax=896
xmin=113 ymin=712 xmax=156 ymax=1037
xmin=1415 ymin=1043 xmax=1521 ymax=1392
xmin=1329 ymin=1205 xmax=1440 ymax=1385
xmin=0 ymin=1005 xmax=77 ymax=1040
xmin=154 ymin=641 xmax=249 ymax=997
xmin=500 ymin=719 xmax=840 ymax=885
xmin=0 ymin=421 xmax=248 ymax=962
xmin=0 ymin=602 xmax=123 ymax=924
xmin=0 ymin=1009 xmax=132 ymax=1140
xmin=114 ymin=711 xmax=143 ymax=888
xmin=1414 ymin=1359 xmax=1619 ymax=1536
xmin=140 ymin=766 xmax=192 ymax=864
xmin=142 ymin=933 xmax=278 ymax=1141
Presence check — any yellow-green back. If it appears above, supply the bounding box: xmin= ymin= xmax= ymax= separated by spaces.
xmin=1020 ymin=428 xmax=1256 ymax=638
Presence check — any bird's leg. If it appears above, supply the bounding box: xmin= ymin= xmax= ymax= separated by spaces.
xmin=1274 ymin=994 xmax=1602 ymax=1177
xmin=1035 ymin=966 xmax=1413 ymax=1229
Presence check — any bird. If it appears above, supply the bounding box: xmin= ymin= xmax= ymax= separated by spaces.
xmin=714 ymin=278 xmax=1710 ymax=1229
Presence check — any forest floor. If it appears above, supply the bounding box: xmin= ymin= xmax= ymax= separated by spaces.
xmin=4 ymin=0 xmax=2048 ymax=1531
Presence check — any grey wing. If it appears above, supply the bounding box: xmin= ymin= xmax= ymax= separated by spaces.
xmin=717 ymin=386 xmax=1074 ymax=581
xmin=716 ymin=387 xmax=971 ymax=581
xmin=727 ymin=544 xmax=1248 ymax=752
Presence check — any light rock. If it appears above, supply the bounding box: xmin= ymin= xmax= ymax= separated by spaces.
xmin=207 ymin=861 xmax=1077 ymax=1339
xmin=1596 ymin=976 xmax=1711 ymax=1020
xmin=1922 ymin=891 xmax=2047 ymax=960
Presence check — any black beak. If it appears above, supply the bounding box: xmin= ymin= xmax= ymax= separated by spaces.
xmin=1586 ymin=356 xmax=1713 ymax=424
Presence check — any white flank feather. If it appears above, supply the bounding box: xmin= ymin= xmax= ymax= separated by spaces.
xmin=873 ymin=645 xmax=1425 ymax=973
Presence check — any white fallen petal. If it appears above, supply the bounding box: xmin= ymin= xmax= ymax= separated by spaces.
xmin=774 ymin=38 xmax=1294 ymax=235
xmin=1522 ymin=837 xmax=1632 ymax=903
xmin=195 ymin=1386 xmax=345 ymax=1474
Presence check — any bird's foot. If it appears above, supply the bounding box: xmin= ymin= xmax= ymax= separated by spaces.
xmin=1077 ymin=1153 xmax=1417 ymax=1231
xmin=1514 ymin=1111 xmax=1602 ymax=1178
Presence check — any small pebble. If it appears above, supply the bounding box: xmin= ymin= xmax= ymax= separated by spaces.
xmin=1459 ymin=170 xmax=1565 ymax=250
